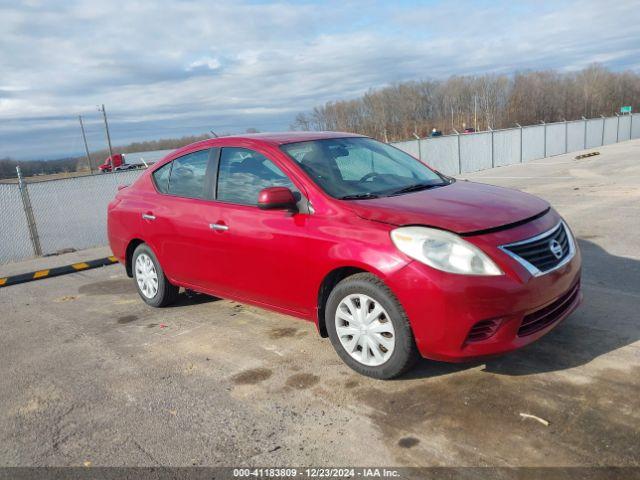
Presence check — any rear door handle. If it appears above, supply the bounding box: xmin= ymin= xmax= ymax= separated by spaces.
xmin=142 ymin=213 xmax=156 ymax=221
xmin=209 ymin=223 xmax=229 ymax=231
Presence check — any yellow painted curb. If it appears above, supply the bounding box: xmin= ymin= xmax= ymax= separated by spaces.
xmin=33 ymin=270 xmax=50 ymax=279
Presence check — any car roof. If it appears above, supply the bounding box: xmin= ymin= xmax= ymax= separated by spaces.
xmin=157 ymin=131 xmax=368 ymax=165
xmin=221 ymin=131 xmax=364 ymax=144
xmin=181 ymin=131 xmax=366 ymax=151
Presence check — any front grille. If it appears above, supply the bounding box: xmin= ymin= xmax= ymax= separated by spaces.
xmin=518 ymin=281 xmax=580 ymax=336
xmin=465 ymin=318 xmax=502 ymax=343
xmin=502 ymin=222 xmax=571 ymax=274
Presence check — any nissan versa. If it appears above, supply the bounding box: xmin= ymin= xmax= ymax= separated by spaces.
xmin=108 ymin=132 xmax=582 ymax=379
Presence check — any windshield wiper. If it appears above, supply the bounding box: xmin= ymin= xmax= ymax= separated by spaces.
xmin=388 ymin=183 xmax=441 ymax=196
xmin=340 ymin=193 xmax=380 ymax=200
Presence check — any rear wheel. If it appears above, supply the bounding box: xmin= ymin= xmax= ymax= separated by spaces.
xmin=132 ymin=243 xmax=178 ymax=307
xmin=325 ymin=273 xmax=419 ymax=379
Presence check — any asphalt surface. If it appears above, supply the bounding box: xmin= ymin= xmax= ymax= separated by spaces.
xmin=1 ymin=140 xmax=639 ymax=467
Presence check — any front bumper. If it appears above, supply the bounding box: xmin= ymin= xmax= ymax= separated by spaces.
xmin=386 ymin=213 xmax=583 ymax=362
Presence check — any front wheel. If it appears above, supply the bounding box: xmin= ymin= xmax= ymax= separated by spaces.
xmin=325 ymin=273 xmax=419 ymax=379
xmin=132 ymin=243 xmax=179 ymax=307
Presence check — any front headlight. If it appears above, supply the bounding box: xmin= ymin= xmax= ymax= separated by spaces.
xmin=391 ymin=226 xmax=502 ymax=276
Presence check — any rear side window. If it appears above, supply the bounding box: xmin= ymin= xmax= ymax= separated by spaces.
xmin=152 ymin=162 xmax=172 ymax=193
xmin=217 ymin=147 xmax=298 ymax=205
xmin=167 ymin=149 xmax=211 ymax=198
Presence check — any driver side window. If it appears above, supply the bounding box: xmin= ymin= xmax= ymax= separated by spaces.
xmin=332 ymin=145 xmax=416 ymax=181
xmin=334 ymin=150 xmax=371 ymax=181
xmin=217 ymin=147 xmax=298 ymax=205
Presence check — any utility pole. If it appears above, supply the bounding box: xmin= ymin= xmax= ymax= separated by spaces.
xmin=99 ymin=104 xmax=114 ymax=161
xmin=78 ymin=115 xmax=93 ymax=174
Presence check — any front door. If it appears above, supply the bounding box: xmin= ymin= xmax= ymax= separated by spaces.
xmin=208 ymin=146 xmax=313 ymax=315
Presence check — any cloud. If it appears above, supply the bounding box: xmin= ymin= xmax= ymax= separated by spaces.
xmin=0 ymin=0 xmax=639 ymax=159
xmin=187 ymin=57 xmax=222 ymax=73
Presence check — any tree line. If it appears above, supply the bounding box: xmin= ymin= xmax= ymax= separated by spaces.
xmin=291 ymin=64 xmax=640 ymax=141
xmin=79 ymin=134 xmax=211 ymax=172
xmin=0 ymin=134 xmax=211 ymax=180
xmin=0 ymin=157 xmax=79 ymax=180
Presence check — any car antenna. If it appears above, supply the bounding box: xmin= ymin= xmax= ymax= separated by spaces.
xmin=209 ymin=129 xmax=219 ymax=138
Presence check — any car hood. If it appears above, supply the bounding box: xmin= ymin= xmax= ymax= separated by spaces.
xmin=345 ymin=181 xmax=550 ymax=234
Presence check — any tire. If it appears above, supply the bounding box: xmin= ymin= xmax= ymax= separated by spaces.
xmin=325 ymin=273 xmax=419 ymax=379
xmin=132 ymin=243 xmax=179 ymax=307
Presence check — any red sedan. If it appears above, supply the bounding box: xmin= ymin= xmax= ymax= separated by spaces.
xmin=108 ymin=132 xmax=582 ymax=379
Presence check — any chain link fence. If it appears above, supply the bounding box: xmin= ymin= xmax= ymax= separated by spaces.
xmin=1 ymin=169 xmax=144 ymax=264
xmin=0 ymin=113 xmax=638 ymax=264
xmin=26 ymin=170 xmax=143 ymax=255
xmin=0 ymin=184 xmax=34 ymax=263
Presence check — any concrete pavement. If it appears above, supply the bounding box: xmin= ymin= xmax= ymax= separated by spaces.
xmin=1 ymin=140 xmax=639 ymax=467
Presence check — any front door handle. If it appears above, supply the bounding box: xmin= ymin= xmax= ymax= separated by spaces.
xmin=142 ymin=213 xmax=156 ymax=221
xmin=209 ymin=223 xmax=229 ymax=231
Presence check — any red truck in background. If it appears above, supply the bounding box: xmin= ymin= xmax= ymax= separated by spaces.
xmin=99 ymin=153 xmax=147 ymax=173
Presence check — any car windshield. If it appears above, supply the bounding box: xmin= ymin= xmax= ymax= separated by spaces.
xmin=280 ymin=137 xmax=450 ymax=199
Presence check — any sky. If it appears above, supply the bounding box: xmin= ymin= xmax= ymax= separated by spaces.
xmin=1 ymin=0 xmax=639 ymax=160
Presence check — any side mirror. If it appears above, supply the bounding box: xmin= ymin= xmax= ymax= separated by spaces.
xmin=257 ymin=187 xmax=297 ymax=211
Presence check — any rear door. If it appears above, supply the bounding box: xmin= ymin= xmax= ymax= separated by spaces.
xmin=142 ymin=147 xmax=225 ymax=287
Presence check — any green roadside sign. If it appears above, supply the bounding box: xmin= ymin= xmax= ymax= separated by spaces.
xmin=621 ymin=106 xmax=632 ymax=113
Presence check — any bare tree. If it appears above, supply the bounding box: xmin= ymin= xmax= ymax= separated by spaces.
xmin=292 ymin=64 xmax=640 ymax=141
